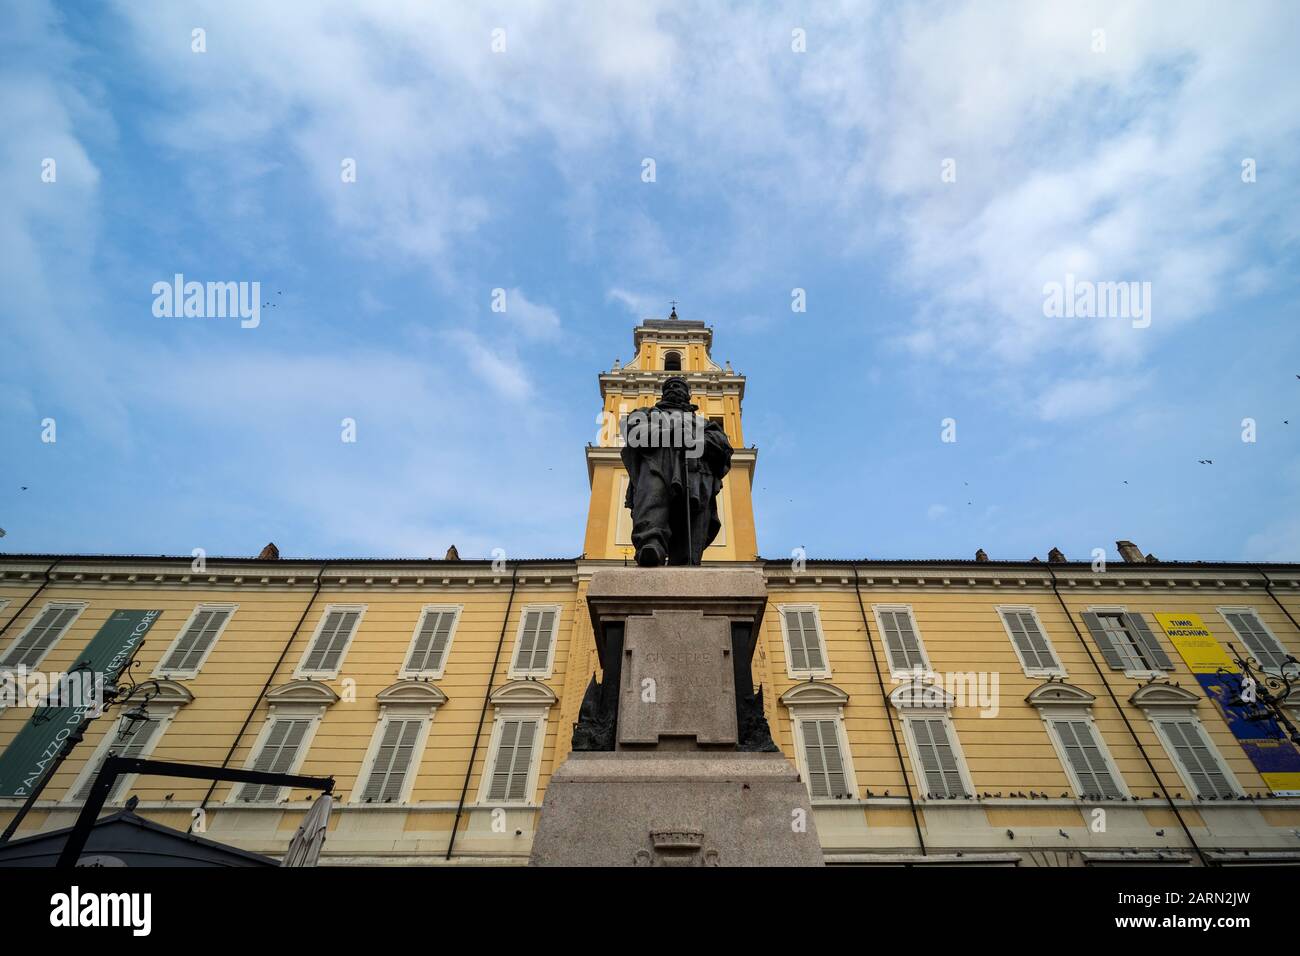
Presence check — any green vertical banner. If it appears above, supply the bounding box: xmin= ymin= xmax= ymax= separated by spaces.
xmin=0 ymin=609 xmax=162 ymax=797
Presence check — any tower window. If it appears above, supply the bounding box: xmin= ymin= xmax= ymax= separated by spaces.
xmin=663 ymin=351 xmax=682 ymax=371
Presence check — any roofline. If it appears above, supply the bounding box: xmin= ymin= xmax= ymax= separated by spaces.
xmin=0 ymin=552 xmax=1296 ymax=572
xmin=0 ymin=808 xmax=278 ymax=863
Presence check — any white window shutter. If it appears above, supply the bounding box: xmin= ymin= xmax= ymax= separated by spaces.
xmin=1053 ymin=719 xmax=1121 ymax=798
xmin=1005 ymin=611 xmax=1057 ymax=671
xmin=784 ymin=609 xmax=826 ymax=673
xmin=2 ymin=605 xmax=80 ymax=667
xmin=911 ymin=718 xmax=965 ymax=797
xmin=1163 ymin=720 xmax=1234 ymax=798
xmin=406 ymin=610 xmax=455 ymax=673
xmin=162 ymin=607 xmax=231 ymax=673
xmin=513 ymin=609 xmax=555 ymax=673
xmin=1224 ymin=612 xmax=1287 ymax=671
xmin=76 ymin=718 xmax=166 ymax=802
xmin=487 ymin=719 xmax=538 ymax=802
xmin=362 ymin=719 xmax=423 ymax=803
xmin=238 ymin=718 xmax=311 ymax=802
xmin=801 ymin=719 xmax=848 ymax=798
xmin=881 ymin=609 xmax=923 ymax=671
xmin=304 ymin=610 xmax=359 ymax=673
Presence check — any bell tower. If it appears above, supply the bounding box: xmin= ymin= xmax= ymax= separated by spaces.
xmin=582 ymin=308 xmax=758 ymax=562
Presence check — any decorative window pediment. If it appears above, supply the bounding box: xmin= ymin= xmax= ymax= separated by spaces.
xmin=1128 ymin=682 xmax=1201 ymax=714
xmin=889 ymin=678 xmax=955 ymax=713
xmin=376 ymin=680 xmax=447 ymax=709
xmin=128 ymin=679 xmax=194 ymax=706
xmin=489 ymin=679 xmax=558 ymax=708
xmin=1024 ymin=680 xmax=1096 ymax=711
xmin=779 ymin=681 xmax=849 ymax=709
xmin=266 ymin=680 xmax=340 ymax=707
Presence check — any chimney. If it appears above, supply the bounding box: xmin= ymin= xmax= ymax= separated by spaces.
xmin=444 ymin=545 xmax=461 ymax=561
xmin=1048 ymin=547 xmax=1066 ymax=564
xmin=257 ymin=542 xmax=280 ymax=560
xmin=1116 ymin=540 xmax=1145 ymax=563
xmin=975 ymin=549 xmax=988 ymax=562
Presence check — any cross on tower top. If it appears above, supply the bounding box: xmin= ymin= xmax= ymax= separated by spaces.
xmin=669 ymin=299 xmax=678 ymax=319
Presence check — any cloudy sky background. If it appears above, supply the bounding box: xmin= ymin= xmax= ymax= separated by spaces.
xmin=2 ymin=0 xmax=1297 ymax=562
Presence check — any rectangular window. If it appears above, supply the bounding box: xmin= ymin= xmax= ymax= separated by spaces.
xmin=781 ymin=606 xmax=828 ymax=676
xmin=1050 ymin=719 xmax=1122 ymax=798
xmin=1157 ymin=719 xmax=1237 ymax=799
xmin=486 ymin=718 xmax=538 ymax=803
xmin=158 ymin=604 xmax=235 ymax=676
xmin=359 ymin=718 xmax=424 ymax=803
xmin=876 ymin=606 xmax=928 ymax=673
xmin=74 ymin=717 xmax=167 ymax=802
xmin=999 ymin=607 xmax=1063 ymax=674
xmin=1220 ymin=608 xmax=1290 ymax=672
xmin=298 ymin=606 xmax=363 ymax=676
xmin=401 ymin=607 xmax=459 ymax=677
xmin=1082 ymin=611 xmax=1173 ymax=673
xmin=0 ymin=602 xmax=85 ymax=668
xmin=907 ymin=716 xmax=968 ymax=798
xmin=510 ymin=607 xmax=558 ymax=677
xmin=800 ymin=718 xmax=850 ymax=798
xmin=235 ymin=718 xmax=313 ymax=803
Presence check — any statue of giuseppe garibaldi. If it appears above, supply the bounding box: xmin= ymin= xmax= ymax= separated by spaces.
xmin=620 ymin=376 xmax=732 ymax=567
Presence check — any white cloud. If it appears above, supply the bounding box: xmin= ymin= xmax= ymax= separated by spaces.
xmin=502 ymin=288 xmax=560 ymax=341
xmin=1037 ymin=375 xmax=1145 ymax=422
xmin=452 ymin=331 xmax=532 ymax=400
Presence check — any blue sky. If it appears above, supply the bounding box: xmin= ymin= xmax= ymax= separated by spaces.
xmin=2 ymin=1 xmax=1298 ymax=563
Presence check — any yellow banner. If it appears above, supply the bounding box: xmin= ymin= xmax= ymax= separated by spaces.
xmin=1155 ymin=612 xmax=1236 ymax=674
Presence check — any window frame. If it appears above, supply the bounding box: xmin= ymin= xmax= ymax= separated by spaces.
xmin=1086 ymin=606 xmax=1167 ymax=679
xmin=1150 ymin=715 xmax=1242 ymax=800
xmin=507 ymin=604 xmax=561 ymax=680
xmin=777 ymin=603 xmax=832 ymax=680
xmin=477 ymin=714 xmax=547 ymax=807
xmin=153 ymin=603 xmax=238 ymax=679
xmin=872 ymin=604 xmax=931 ymax=678
xmin=996 ymin=605 xmax=1066 ymax=677
xmin=293 ymin=603 xmax=366 ymax=680
xmin=1217 ymin=606 xmax=1291 ymax=675
xmin=792 ymin=714 xmax=857 ymax=802
xmin=900 ymin=713 xmax=975 ymax=801
xmin=1041 ymin=712 xmax=1128 ymax=800
xmin=353 ymin=714 xmax=433 ymax=806
xmin=63 ymin=705 xmax=179 ymax=805
xmin=228 ymin=710 xmax=325 ymax=805
xmin=398 ymin=604 xmax=463 ymax=680
xmin=0 ymin=600 xmax=88 ymax=670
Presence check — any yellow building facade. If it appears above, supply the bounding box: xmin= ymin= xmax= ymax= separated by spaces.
xmin=2 ymin=315 xmax=1299 ymax=865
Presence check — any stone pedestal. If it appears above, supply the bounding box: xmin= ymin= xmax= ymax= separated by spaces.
xmin=531 ymin=567 xmax=823 ymax=866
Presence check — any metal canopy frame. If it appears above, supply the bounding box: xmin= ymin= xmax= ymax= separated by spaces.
xmin=55 ymin=755 xmax=334 ymax=869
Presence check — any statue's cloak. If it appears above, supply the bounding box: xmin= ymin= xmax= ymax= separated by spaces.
xmin=620 ymin=400 xmax=732 ymax=551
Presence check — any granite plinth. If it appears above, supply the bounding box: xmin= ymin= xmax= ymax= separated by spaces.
xmin=529 ymin=752 xmax=823 ymax=867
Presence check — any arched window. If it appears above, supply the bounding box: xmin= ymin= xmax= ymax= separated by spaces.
xmin=664 ymin=351 xmax=682 ymax=371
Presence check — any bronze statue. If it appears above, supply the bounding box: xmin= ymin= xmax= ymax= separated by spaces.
xmin=620 ymin=377 xmax=732 ymax=566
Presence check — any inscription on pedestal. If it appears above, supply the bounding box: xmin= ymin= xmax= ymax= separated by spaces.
xmin=618 ymin=609 xmax=737 ymax=748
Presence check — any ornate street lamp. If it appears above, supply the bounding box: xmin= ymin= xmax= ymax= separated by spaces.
xmin=1214 ymin=643 xmax=1300 ymax=745
xmin=0 ymin=655 xmax=160 ymax=845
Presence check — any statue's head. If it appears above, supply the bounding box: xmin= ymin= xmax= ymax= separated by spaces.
xmin=662 ymin=376 xmax=691 ymax=404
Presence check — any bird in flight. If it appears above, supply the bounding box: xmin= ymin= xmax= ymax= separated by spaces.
xmin=1197 ymin=459 xmax=1213 ymax=464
